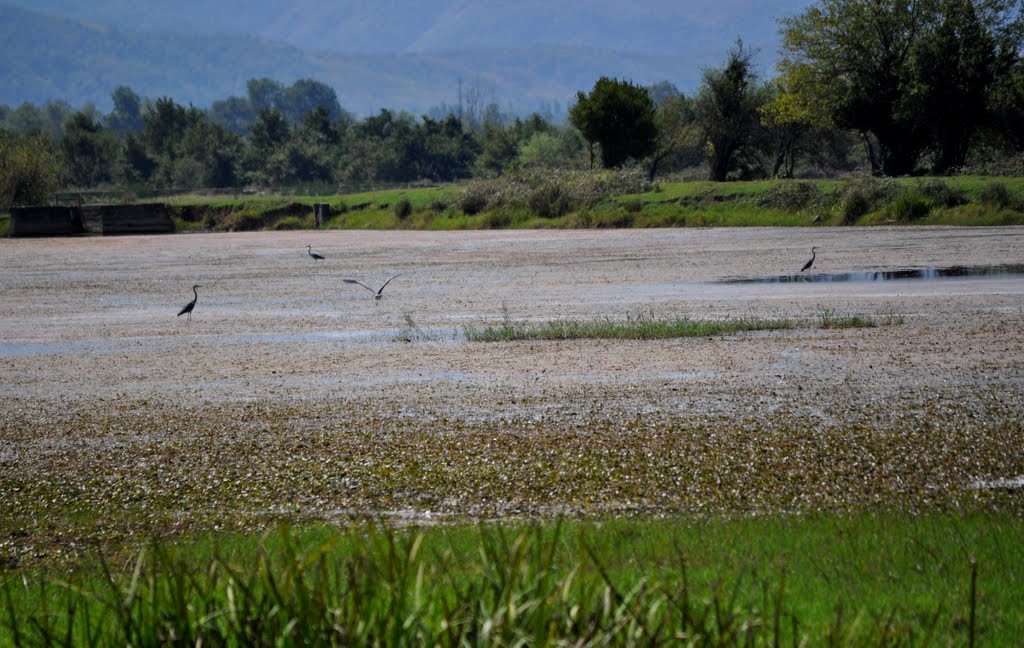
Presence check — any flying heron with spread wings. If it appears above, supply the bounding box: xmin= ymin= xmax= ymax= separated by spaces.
xmin=343 ymin=274 xmax=401 ymax=300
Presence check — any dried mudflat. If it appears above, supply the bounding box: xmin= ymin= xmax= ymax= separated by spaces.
xmin=2 ymin=227 xmax=1023 ymax=560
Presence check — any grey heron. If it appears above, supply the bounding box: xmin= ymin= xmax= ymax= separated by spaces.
xmin=177 ymin=285 xmax=202 ymax=320
xmin=307 ymin=245 xmax=325 ymax=261
xmin=344 ymin=274 xmax=401 ymax=300
xmin=800 ymin=247 xmax=817 ymax=273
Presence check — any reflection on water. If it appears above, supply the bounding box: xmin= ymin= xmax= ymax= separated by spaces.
xmin=719 ymin=264 xmax=1024 ymax=285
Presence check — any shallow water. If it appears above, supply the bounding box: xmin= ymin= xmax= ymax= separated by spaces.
xmin=719 ymin=264 xmax=1024 ymax=285
xmin=0 ymin=327 xmax=460 ymax=357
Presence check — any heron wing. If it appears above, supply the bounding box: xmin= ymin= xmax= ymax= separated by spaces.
xmin=377 ymin=273 xmax=401 ymax=294
xmin=343 ymin=279 xmax=376 ymax=293
xmin=177 ymin=300 xmax=195 ymax=316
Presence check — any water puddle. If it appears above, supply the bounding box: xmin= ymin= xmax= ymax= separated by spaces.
xmin=0 ymin=327 xmax=460 ymax=357
xmin=719 ymin=264 xmax=1024 ymax=285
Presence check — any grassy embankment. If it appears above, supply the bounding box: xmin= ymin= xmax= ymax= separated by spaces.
xmin=3 ymin=513 xmax=1022 ymax=645
xmin=160 ymin=174 xmax=1024 ymax=232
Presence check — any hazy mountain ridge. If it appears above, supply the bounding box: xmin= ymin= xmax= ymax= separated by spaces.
xmin=9 ymin=0 xmax=808 ymax=54
xmin=1 ymin=1 xmax=809 ymax=115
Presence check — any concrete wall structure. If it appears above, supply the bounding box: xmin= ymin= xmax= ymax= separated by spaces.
xmin=7 ymin=206 xmax=77 ymax=237
xmin=9 ymin=204 xmax=173 ymax=237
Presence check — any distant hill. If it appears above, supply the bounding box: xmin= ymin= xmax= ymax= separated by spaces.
xmin=0 ymin=1 xmax=811 ymax=115
xmin=9 ymin=0 xmax=811 ymax=54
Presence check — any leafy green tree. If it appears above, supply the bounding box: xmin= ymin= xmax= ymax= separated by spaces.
xmin=106 ymin=85 xmax=143 ymax=133
xmin=43 ymin=101 xmax=76 ymax=138
xmin=647 ymin=91 xmax=698 ymax=181
xmin=760 ymin=73 xmax=826 ymax=178
xmin=339 ymin=110 xmax=413 ymax=182
xmin=247 ymin=78 xmax=284 ymax=112
xmin=1 ymin=101 xmax=76 ymax=138
xmin=60 ymin=112 xmax=120 ymax=187
xmin=474 ymin=122 xmax=520 ymax=176
xmin=779 ymin=0 xmax=928 ymax=176
xmin=4 ymin=102 xmax=45 ymax=134
xmin=648 ymin=81 xmax=683 ymax=105
xmin=412 ymin=115 xmax=479 ymax=181
xmin=209 ymin=96 xmax=256 ymax=134
xmin=249 ymin=108 xmax=290 ymax=151
xmin=178 ymin=119 xmax=240 ymax=188
xmin=569 ymin=77 xmax=657 ymax=168
xmin=0 ymin=131 xmax=60 ymax=207
xmin=695 ymin=41 xmax=770 ymax=181
xmin=279 ymin=79 xmax=342 ymax=123
xmin=120 ymin=133 xmax=156 ymax=184
xmin=778 ymin=0 xmax=1023 ymax=175
xmin=516 ymin=130 xmax=585 ymax=169
xmin=141 ymin=97 xmax=193 ymax=160
xmin=473 ymin=113 xmax=562 ymax=176
xmin=913 ymin=0 xmax=1021 ymax=172
xmin=241 ymin=108 xmax=291 ymax=186
xmin=987 ymin=57 xmax=1024 ymax=151
xmin=277 ymin=106 xmax=340 ymax=184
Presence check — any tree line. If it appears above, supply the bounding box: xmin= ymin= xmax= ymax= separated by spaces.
xmin=2 ymin=0 xmax=1023 ymax=208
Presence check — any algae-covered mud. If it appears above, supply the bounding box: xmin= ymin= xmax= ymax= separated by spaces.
xmin=2 ymin=227 xmax=1023 ymax=564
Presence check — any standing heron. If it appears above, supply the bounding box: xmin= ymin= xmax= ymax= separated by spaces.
xmin=307 ymin=245 xmax=326 ymax=261
xmin=343 ymin=274 xmax=401 ymax=300
xmin=800 ymin=247 xmax=818 ymax=273
xmin=177 ymin=284 xmax=202 ymax=321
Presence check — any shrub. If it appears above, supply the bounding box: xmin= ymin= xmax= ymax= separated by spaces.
xmin=429 ymin=198 xmax=448 ymax=212
xmin=526 ymin=182 xmax=573 ymax=218
xmin=480 ymin=210 xmax=512 ymax=229
xmin=918 ymin=179 xmax=967 ymax=208
xmin=958 ymin=149 xmax=1024 ymax=176
xmin=622 ymin=200 xmax=643 ymax=213
xmin=756 ymin=181 xmax=823 ymax=210
xmin=888 ymin=192 xmax=931 ymax=221
xmin=979 ymin=182 xmax=1014 ymax=208
xmin=457 ymin=184 xmax=490 ymax=215
xmin=836 ymin=176 xmax=899 ymax=224
xmin=393 ymin=199 xmax=412 ymax=220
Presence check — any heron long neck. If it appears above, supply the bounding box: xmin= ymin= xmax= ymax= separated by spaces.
xmin=193 ymin=287 xmax=199 ymax=301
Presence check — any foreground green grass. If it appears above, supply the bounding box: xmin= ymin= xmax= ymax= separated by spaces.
xmin=463 ymin=308 xmax=890 ymax=342
xmin=3 ymin=512 xmax=1021 ymax=645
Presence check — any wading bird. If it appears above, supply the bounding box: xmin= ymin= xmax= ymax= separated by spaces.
xmin=307 ymin=245 xmax=325 ymax=261
xmin=177 ymin=284 xmax=202 ymax=321
xmin=343 ymin=274 xmax=401 ymax=300
xmin=800 ymin=247 xmax=818 ymax=273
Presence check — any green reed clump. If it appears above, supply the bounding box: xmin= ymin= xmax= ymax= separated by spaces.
xmin=816 ymin=306 xmax=879 ymax=329
xmin=463 ymin=308 xmax=904 ymax=342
